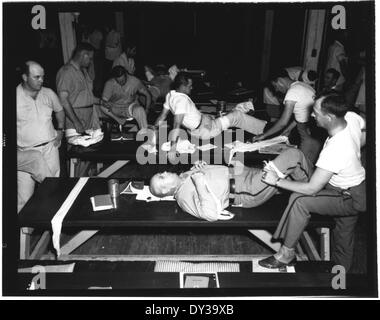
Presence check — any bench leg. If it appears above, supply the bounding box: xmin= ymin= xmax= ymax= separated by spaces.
xmin=96 ymin=162 xmax=104 ymax=174
xmin=60 ymin=230 xmax=99 ymax=257
xmin=96 ymin=160 xmax=129 ymax=178
xmin=318 ymin=227 xmax=330 ymax=261
xmin=248 ymin=229 xmax=281 ymax=253
xmin=29 ymin=231 xmax=51 ymax=260
xmin=20 ymin=227 xmax=33 ymax=259
xmin=69 ymin=158 xmax=78 ymax=178
xmin=300 ymin=231 xmax=321 ymax=261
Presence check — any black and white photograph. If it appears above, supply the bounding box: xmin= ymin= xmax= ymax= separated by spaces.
xmin=2 ymin=0 xmax=378 ymax=301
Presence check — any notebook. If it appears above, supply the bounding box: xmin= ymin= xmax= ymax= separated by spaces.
xmin=90 ymin=194 xmax=114 ymax=211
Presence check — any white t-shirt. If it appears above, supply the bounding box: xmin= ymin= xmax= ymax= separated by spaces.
xmin=163 ymin=90 xmax=202 ymax=130
xmin=316 ymin=112 xmax=365 ymax=189
xmin=284 ymin=81 xmax=315 ymax=123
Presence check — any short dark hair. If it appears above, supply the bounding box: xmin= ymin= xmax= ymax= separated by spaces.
xmin=320 ymin=94 xmax=348 ymax=118
xmin=72 ymin=42 xmax=95 ymax=58
xmin=326 ymin=68 xmax=340 ymax=80
xmin=173 ymin=72 xmax=191 ymax=90
xmin=110 ymin=65 xmax=127 ymax=78
xmin=307 ymin=70 xmax=318 ymax=81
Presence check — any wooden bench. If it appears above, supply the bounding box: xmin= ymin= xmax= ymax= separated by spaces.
xmin=18 ymin=178 xmax=334 ymax=262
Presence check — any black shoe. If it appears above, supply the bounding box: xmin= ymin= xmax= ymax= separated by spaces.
xmin=258 ymin=255 xmax=297 ymax=269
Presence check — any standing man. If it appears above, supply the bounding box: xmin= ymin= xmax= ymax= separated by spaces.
xmin=17 ymin=61 xmax=65 ymax=211
xmin=56 ymin=42 xmax=101 ymax=139
xmin=259 ymin=94 xmax=366 ymax=272
xmin=325 ymin=31 xmax=348 ymax=91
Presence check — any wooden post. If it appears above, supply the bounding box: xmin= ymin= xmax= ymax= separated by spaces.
xmin=260 ymin=10 xmax=274 ymax=82
xmin=58 ymin=13 xmax=77 ymax=64
xmin=302 ymin=9 xmax=327 ymax=72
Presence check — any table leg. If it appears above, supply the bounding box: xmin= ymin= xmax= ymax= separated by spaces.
xmin=248 ymin=229 xmax=281 ymax=252
xmin=20 ymin=227 xmax=33 ymax=259
xmin=69 ymin=158 xmax=77 ymax=177
xmin=97 ymin=160 xmax=129 ymax=178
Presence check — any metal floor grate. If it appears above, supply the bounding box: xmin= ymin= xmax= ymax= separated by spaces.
xmin=154 ymin=260 xmax=240 ymax=273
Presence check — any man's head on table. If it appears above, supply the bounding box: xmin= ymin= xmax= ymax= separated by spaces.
xmin=150 ymin=171 xmax=182 ymax=197
xmin=21 ymin=61 xmax=44 ymax=92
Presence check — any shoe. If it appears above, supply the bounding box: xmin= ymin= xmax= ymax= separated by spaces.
xmin=258 ymin=255 xmax=297 ymax=269
xmin=110 ymin=131 xmax=123 ymax=141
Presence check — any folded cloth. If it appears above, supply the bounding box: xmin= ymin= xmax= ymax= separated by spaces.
xmin=161 ymin=139 xmax=196 ymax=154
xmin=226 ymin=136 xmax=289 ymax=165
xmin=67 ymin=129 xmax=104 ymax=147
xmin=141 ymin=143 xmax=158 ymax=154
xmin=234 ymin=101 xmax=254 ymax=113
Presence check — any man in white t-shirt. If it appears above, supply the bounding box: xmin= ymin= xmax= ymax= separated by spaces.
xmin=154 ymin=73 xmax=267 ymax=162
xmin=256 ymin=78 xmax=321 ymax=163
xmin=258 ymin=94 xmax=366 ymax=272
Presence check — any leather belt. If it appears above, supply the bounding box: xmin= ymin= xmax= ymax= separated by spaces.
xmin=193 ymin=114 xmax=203 ymax=130
xmin=33 ymin=141 xmax=50 ymax=148
xmin=78 ymin=105 xmax=93 ymax=109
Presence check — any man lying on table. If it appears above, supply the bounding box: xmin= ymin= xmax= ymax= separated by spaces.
xmin=258 ymin=94 xmax=366 ymax=272
xmin=154 ymin=72 xmax=267 ymax=162
xmin=149 ymin=148 xmax=313 ymax=222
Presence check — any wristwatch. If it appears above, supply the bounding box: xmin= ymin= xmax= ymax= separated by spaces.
xmin=275 ymin=177 xmax=282 ymax=186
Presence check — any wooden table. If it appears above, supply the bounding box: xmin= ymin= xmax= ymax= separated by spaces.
xmin=18 ymin=178 xmax=333 ymax=262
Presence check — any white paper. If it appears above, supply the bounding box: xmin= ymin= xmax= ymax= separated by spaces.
xmin=227 ymin=136 xmax=289 ymax=164
xmin=197 ymin=143 xmax=217 ymax=151
xmin=51 ymin=177 xmax=89 ymax=256
xmin=161 ymin=139 xmax=196 ymax=154
xmin=121 ymin=182 xmax=175 ymax=202
xmin=251 ymin=257 xmax=296 ymax=273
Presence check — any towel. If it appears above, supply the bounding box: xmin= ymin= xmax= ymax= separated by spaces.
xmin=66 ymin=129 xmax=104 ymax=147
xmin=226 ymin=136 xmax=289 ymax=165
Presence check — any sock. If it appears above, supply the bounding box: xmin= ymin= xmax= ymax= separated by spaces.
xmin=219 ymin=116 xmax=230 ymax=131
xmin=274 ymin=245 xmax=295 ymax=263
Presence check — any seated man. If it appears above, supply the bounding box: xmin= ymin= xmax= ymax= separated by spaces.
xmin=155 ymin=72 xmax=267 ymax=162
xmin=150 ymin=148 xmax=313 ymax=222
xmin=259 ymin=94 xmax=366 ymax=272
xmin=100 ymin=66 xmax=151 ymax=133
